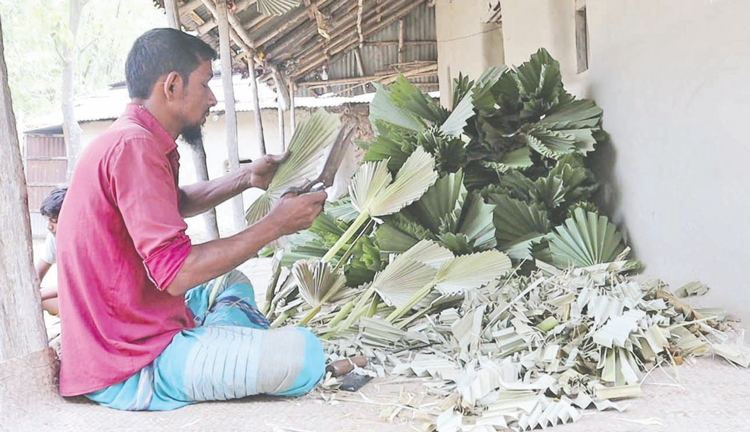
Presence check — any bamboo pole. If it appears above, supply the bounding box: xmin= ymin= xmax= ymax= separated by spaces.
xmin=267 ymin=0 xmax=355 ymax=60
xmin=217 ymin=0 xmax=245 ymax=232
xmin=294 ymin=0 xmax=425 ymax=79
xmin=165 ymin=0 xmax=181 ymax=29
xmin=297 ymin=62 xmax=437 ymax=88
xmin=353 ymin=47 xmax=367 ymax=93
xmin=363 ymin=40 xmax=436 ymax=47
xmin=398 ymin=19 xmax=405 ymax=64
xmin=179 ymin=0 xmax=204 ymax=16
xmin=199 ymin=0 xmax=266 ymax=157
xmin=289 ymin=81 xmax=296 ymax=134
xmin=254 ymin=0 xmax=339 ymax=47
xmin=196 ymin=0 xmax=254 ymax=34
xmin=200 ymin=0 xmax=256 ymax=52
xmin=277 ymin=100 xmax=285 ymax=151
xmin=169 ymin=0 xmax=220 ymax=239
xmin=247 ymin=56 xmax=267 ymax=155
xmin=272 ymin=68 xmax=288 ymax=151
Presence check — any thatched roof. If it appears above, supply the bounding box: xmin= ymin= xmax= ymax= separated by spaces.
xmin=161 ymin=0 xmax=438 ymax=97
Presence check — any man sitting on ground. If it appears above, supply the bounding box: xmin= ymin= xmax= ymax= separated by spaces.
xmin=56 ymin=28 xmax=328 ymax=411
xmin=35 ymin=186 xmax=67 ymax=316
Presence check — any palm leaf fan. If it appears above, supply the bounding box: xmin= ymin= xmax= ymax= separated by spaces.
xmin=433 ymin=250 xmax=512 ymax=295
xmin=291 ymin=259 xmax=346 ymax=308
xmin=385 ymin=249 xmax=511 ymax=323
xmin=548 ymin=208 xmax=625 ymax=269
xmin=334 ymin=240 xmax=452 ymax=331
xmin=257 ymin=0 xmax=300 ymax=16
xmin=245 ymin=110 xmax=340 ymax=226
xmin=322 ymin=147 xmax=438 ymax=262
xmin=371 ymin=240 xmax=453 ymax=308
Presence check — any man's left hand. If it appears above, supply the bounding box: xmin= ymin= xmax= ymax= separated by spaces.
xmin=243 ymin=152 xmax=290 ymax=190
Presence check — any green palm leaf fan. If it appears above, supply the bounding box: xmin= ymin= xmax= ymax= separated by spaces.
xmin=257 ymin=0 xmax=300 ymax=16
xmin=321 ymin=147 xmax=439 ymax=262
xmin=245 ymin=110 xmax=340 ymax=228
xmin=547 ymin=208 xmax=626 ymax=269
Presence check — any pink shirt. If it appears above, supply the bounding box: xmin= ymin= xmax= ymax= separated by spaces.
xmin=57 ymin=104 xmax=194 ymax=396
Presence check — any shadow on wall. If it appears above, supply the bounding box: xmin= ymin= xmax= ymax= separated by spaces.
xmin=585 ymin=85 xmax=639 ymax=264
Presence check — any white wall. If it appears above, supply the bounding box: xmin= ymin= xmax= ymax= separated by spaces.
xmin=435 ymin=0 xmax=504 ymax=106
xmin=501 ymin=0 xmax=750 ymax=321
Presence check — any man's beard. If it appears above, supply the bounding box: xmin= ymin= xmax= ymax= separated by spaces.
xmin=180 ymin=124 xmax=204 ymax=149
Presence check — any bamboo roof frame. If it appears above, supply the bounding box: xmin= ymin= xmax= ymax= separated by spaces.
xmin=159 ymin=0 xmax=438 ymax=95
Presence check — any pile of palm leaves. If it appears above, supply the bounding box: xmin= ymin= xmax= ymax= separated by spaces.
xmin=263 ymin=48 xmax=615 ymax=319
xmin=244 ymin=49 xmax=746 ymax=431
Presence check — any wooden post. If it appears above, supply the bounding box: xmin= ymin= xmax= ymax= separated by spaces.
xmin=289 ymin=81 xmax=296 ymax=135
xmin=164 ymin=0 xmax=181 ymax=29
xmin=398 ymin=19 xmax=405 ymax=64
xmin=217 ymin=0 xmax=245 ymax=232
xmin=0 ymin=15 xmax=60 ymax=420
xmin=272 ymin=68 xmax=289 ymax=151
xmin=247 ymin=56 xmax=266 ymax=155
xmin=166 ymin=0 xmax=220 ymax=239
xmin=277 ymin=101 xmax=285 ymax=151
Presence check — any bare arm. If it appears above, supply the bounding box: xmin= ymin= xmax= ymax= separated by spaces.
xmin=179 ymin=169 xmax=248 ymax=218
xmin=40 ymin=287 xmax=58 ymax=301
xmin=165 ymin=190 xmax=327 ymax=296
xmin=178 ymin=153 xmax=288 ymax=218
xmin=35 ymin=259 xmax=52 ymax=282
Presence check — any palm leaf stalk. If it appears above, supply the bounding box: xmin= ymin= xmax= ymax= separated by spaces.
xmin=332 ymin=240 xmax=453 ymax=333
xmin=321 ymin=147 xmax=439 ymax=263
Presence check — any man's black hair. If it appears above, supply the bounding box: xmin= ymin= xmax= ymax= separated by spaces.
xmin=40 ymin=186 xmax=67 ymax=219
xmin=125 ymin=28 xmax=217 ymax=99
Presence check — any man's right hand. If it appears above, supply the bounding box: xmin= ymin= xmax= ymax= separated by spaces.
xmin=268 ymin=190 xmax=328 ymax=236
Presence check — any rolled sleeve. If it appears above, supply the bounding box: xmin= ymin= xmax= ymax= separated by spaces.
xmin=110 ymin=137 xmax=191 ymax=290
xmin=142 ymin=235 xmax=192 ymax=290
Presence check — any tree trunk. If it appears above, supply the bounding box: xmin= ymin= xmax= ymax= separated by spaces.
xmin=217 ymin=0 xmax=245 ymax=232
xmin=61 ymin=0 xmax=89 ymax=180
xmin=0 ymin=16 xmax=60 ymax=423
xmin=191 ymin=141 xmax=221 ymax=240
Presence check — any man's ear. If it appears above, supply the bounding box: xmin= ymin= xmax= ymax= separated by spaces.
xmin=163 ymin=72 xmax=183 ymax=101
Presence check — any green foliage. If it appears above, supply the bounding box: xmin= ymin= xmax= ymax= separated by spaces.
xmin=540 ymin=208 xmax=626 ymax=269
xmin=271 ymin=49 xmax=623 ymax=305
xmin=0 ymin=0 xmax=165 ymax=125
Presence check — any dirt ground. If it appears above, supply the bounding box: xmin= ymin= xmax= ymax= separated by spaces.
xmin=22 ymin=243 xmax=750 ymax=432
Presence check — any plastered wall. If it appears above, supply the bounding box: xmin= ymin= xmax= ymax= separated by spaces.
xmin=500 ymin=0 xmax=750 ymax=321
xmin=435 ymin=0 xmax=504 ymax=107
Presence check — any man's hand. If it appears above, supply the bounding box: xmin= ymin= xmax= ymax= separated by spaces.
xmin=243 ymin=152 xmax=290 ymax=190
xmin=267 ymin=190 xmax=327 ymax=235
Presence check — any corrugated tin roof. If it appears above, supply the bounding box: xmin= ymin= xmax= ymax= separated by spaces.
xmin=26 ymin=74 xmax=395 ymax=130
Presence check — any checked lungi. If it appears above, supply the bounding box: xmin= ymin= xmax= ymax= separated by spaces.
xmin=86 ymin=271 xmax=325 ymax=411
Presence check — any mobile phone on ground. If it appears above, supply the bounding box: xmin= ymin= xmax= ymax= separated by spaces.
xmin=338 ymin=373 xmax=372 ymax=392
